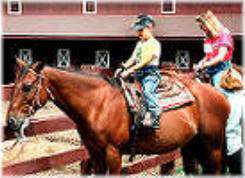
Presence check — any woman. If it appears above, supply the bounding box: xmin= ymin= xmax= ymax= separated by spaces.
xmin=115 ymin=14 xmax=161 ymax=129
xmin=195 ymin=11 xmax=243 ymax=174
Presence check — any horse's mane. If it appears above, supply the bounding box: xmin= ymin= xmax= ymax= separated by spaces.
xmin=47 ymin=65 xmax=114 ymax=86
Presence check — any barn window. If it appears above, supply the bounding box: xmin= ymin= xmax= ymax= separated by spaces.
xmin=19 ymin=49 xmax=33 ymax=65
xmin=95 ymin=50 xmax=110 ymax=68
xmin=161 ymin=0 xmax=176 ymax=14
xmin=57 ymin=49 xmax=71 ymax=69
xmin=175 ymin=50 xmax=190 ymax=70
xmin=83 ymin=0 xmax=97 ymax=14
xmin=7 ymin=0 xmax=22 ymax=15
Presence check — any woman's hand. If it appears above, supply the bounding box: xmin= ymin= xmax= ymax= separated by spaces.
xmin=197 ymin=47 xmax=228 ymax=71
xmin=194 ymin=60 xmax=206 ymax=72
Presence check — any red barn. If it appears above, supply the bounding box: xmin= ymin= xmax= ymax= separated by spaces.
xmin=2 ymin=0 xmax=242 ymax=83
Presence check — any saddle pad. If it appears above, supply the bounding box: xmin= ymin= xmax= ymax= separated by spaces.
xmin=158 ymin=80 xmax=194 ymax=111
xmin=126 ymin=76 xmax=194 ymax=112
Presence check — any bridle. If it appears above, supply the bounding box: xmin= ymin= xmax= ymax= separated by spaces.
xmin=3 ymin=66 xmax=56 ymax=158
xmin=21 ymin=68 xmax=55 ymax=117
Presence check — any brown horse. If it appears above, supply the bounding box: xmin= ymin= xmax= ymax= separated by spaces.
xmin=6 ymin=59 xmax=230 ymax=175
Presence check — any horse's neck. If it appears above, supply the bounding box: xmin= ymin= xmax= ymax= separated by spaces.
xmin=42 ymin=67 xmax=106 ymax=125
xmin=44 ymin=67 xmax=103 ymax=90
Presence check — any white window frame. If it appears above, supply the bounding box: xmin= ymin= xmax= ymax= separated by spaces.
xmin=95 ymin=50 xmax=110 ymax=69
xmin=7 ymin=0 xmax=22 ymax=15
xmin=175 ymin=50 xmax=190 ymax=70
xmin=83 ymin=0 xmax=97 ymax=14
xmin=57 ymin=49 xmax=71 ymax=69
xmin=161 ymin=0 xmax=176 ymax=14
xmin=19 ymin=49 xmax=33 ymax=65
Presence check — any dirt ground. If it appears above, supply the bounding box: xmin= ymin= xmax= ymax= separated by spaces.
xmin=2 ymin=101 xmax=184 ymax=176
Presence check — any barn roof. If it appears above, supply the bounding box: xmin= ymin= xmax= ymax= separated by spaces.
xmin=3 ymin=14 xmax=242 ymax=38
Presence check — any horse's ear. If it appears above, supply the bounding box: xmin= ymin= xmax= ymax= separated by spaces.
xmin=15 ymin=58 xmax=28 ymax=80
xmin=16 ymin=58 xmax=27 ymax=70
xmin=31 ymin=61 xmax=45 ymax=73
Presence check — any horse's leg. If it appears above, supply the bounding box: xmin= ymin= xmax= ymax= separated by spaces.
xmin=80 ymin=159 xmax=93 ymax=175
xmin=94 ymin=160 xmax=107 ymax=174
xmin=105 ymin=144 xmax=122 ymax=174
xmin=92 ymin=151 xmax=107 ymax=174
xmin=200 ymin=148 xmax=223 ymax=174
xmin=77 ymin=131 xmax=106 ymax=174
xmin=160 ymin=161 xmax=175 ymax=175
xmin=181 ymin=141 xmax=200 ymax=174
xmin=198 ymin=125 xmax=224 ymax=174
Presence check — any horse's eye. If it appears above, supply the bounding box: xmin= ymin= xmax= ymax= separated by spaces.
xmin=22 ymin=83 xmax=32 ymax=93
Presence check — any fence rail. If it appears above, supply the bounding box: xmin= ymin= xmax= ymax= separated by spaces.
xmin=2 ymin=83 xmax=14 ymax=101
xmin=3 ymin=147 xmax=89 ymax=175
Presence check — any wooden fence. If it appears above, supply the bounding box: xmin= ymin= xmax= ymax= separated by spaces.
xmin=3 ymin=115 xmax=181 ymax=175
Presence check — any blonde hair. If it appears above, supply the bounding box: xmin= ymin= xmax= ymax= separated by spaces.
xmin=196 ymin=10 xmax=223 ymax=37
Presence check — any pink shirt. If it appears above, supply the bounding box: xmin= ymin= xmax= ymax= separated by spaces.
xmin=204 ymin=28 xmax=234 ymax=61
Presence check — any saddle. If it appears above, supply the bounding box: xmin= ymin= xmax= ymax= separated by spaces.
xmin=121 ymin=73 xmax=195 ymax=123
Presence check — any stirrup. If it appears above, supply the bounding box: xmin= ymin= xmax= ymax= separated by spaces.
xmin=141 ymin=112 xmax=160 ymax=129
xmin=141 ymin=112 xmax=152 ymax=127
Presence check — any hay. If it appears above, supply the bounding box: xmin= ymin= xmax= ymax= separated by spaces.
xmin=3 ymin=130 xmax=80 ymax=166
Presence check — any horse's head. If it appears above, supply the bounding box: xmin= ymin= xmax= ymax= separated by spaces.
xmin=6 ymin=58 xmax=49 ymax=138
